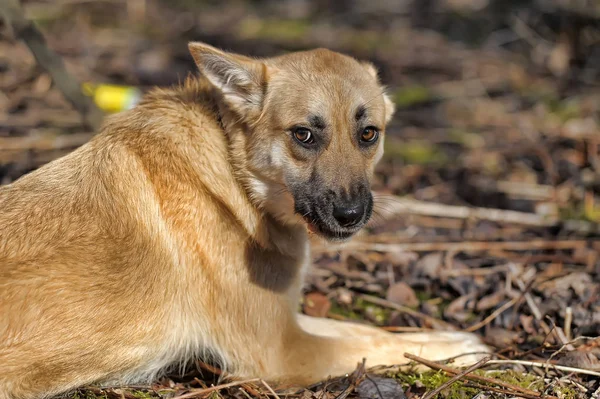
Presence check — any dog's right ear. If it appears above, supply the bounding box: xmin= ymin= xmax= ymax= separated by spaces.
xmin=188 ymin=42 xmax=266 ymax=118
xmin=361 ymin=61 xmax=395 ymax=123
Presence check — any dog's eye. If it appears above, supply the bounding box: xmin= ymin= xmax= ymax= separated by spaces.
xmin=293 ymin=128 xmax=314 ymax=144
xmin=361 ymin=127 xmax=379 ymax=143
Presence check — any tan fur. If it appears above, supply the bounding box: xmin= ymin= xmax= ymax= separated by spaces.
xmin=0 ymin=43 xmax=489 ymax=399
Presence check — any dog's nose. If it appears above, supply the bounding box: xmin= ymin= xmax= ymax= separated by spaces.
xmin=332 ymin=203 xmax=364 ymax=227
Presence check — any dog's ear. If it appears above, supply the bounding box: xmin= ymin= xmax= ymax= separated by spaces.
xmin=383 ymin=92 xmax=395 ymax=123
xmin=189 ymin=42 xmax=266 ymax=117
xmin=361 ymin=61 xmax=379 ymax=80
xmin=361 ymin=61 xmax=395 ymax=124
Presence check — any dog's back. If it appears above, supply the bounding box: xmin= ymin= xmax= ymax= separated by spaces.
xmin=0 ymin=43 xmax=489 ymax=399
xmin=0 ymin=78 xmax=251 ymax=397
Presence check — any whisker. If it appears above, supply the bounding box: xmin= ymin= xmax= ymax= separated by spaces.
xmin=362 ymin=88 xmax=389 ymax=108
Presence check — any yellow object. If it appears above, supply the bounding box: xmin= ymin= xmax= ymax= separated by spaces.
xmin=82 ymin=83 xmax=142 ymax=113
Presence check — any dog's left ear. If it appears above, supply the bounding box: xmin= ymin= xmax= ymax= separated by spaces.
xmin=382 ymin=93 xmax=396 ymax=124
xmin=361 ymin=61 xmax=395 ymax=123
xmin=189 ymin=41 xmax=266 ymax=118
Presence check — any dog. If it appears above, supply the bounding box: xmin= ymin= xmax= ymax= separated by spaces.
xmin=0 ymin=42 xmax=490 ymax=399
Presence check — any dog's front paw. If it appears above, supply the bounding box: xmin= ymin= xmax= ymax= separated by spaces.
xmin=400 ymin=330 xmax=492 ymax=367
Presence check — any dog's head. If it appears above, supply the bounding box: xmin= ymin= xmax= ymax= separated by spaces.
xmin=189 ymin=42 xmax=395 ymax=242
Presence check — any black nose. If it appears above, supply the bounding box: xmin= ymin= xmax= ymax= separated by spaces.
xmin=332 ymin=203 xmax=365 ymax=227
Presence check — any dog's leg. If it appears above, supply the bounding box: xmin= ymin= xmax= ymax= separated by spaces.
xmin=297 ymin=314 xmax=489 ymax=365
xmin=232 ymin=314 xmax=490 ymax=386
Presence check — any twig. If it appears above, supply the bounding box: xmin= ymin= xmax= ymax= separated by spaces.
xmin=484 ymin=359 xmax=600 ymax=378
xmin=0 ymin=132 xmax=92 ymax=152
xmin=380 ymin=326 xmax=434 ymax=332
xmin=403 ymin=353 xmax=558 ymax=399
xmin=260 ymin=380 xmax=281 ymax=399
xmin=548 ymin=336 xmax=597 ymax=363
xmin=555 ymin=376 xmax=589 ymax=395
xmin=359 ymin=294 xmax=455 ymax=330
xmin=512 ymin=268 xmax=543 ymax=321
xmin=494 ymin=180 xmax=555 ymax=201
xmin=333 ymin=359 xmax=367 ymax=399
xmin=465 ymin=297 xmax=519 ymax=332
xmin=0 ymin=0 xmax=103 ymax=131
xmin=195 ymin=359 xmax=223 ymax=376
xmin=238 ymin=386 xmax=256 ymax=399
xmin=422 ymin=356 xmax=491 ymax=399
xmin=373 ymin=194 xmax=558 ymax=226
xmin=564 ymin=307 xmax=573 ymax=341
xmin=314 ymin=239 xmax=590 ymax=254
xmin=463 ymin=381 xmax=547 ymax=399
xmin=552 ymin=323 xmax=574 ymax=351
xmin=441 ymin=263 xmax=510 ymax=277
xmin=174 ymin=378 xmax=261 ymax=399
xmin=0 ymin=112 xmax=84 ymax=130
xmin=592 ymin=384 xmax=600 ymax=399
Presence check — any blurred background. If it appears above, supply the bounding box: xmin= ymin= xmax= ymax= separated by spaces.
xmin=0 ymin=0 xmax=600 ymax=398
xmin=1 ymin=0 xmax=600 ymax=228
xmin=1 ymin=1 xmax=600 ymax=396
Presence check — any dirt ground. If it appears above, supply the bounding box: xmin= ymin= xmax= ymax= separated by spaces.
xmin=1 ymin=1 xmax=600 ymax=398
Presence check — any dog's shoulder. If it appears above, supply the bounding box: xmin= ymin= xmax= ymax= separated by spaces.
xmin=100 ymin=76 xmax=221 ymax=146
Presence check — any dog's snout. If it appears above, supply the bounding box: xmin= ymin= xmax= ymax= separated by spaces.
xmin=332 ymin=202 xmax=364 ymax=227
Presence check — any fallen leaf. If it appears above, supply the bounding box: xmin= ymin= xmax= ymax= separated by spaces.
xmin=336 ymin=288 xmax=354 ymax=305
xmin=445 ymin=293 xmax=477 ymax=322
xmin=386 ymin=282 xmax=419 ymax=308
xmin=537 ymin=272 xmax=594 ymax=300
xmin=520 ymin=315 xmax=536 ymax=334
xmin=485 ymin=327 xmax=522 ymax=347
xmin=383 ymin=251 xmax=419 ymax=266
xmin=557 ymin=351 xmax=600 ymax=371
xmin=303 ymin=292 xmax=331 ymax=318
xmin=416 ymin=253 xmax=443 ymax=279
xmin=476 ymin=290 xmax=505 ymax=311
xmin=357 ymin=375 xmax=406 ymax=399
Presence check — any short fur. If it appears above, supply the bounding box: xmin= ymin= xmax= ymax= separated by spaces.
xmin=0 ymin=43 xmax=489 ymax=399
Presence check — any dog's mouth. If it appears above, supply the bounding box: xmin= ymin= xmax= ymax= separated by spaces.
xmin=300 ymin=210 xmax=364 ymax=242
xmin=292 ymin=188 xmax=373 ymax=242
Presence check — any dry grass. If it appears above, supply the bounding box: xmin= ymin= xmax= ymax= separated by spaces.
xmin=1 ymin=1 xmax=599 ymax=398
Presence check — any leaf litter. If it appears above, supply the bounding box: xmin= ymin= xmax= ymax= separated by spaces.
xmin=1 ymin=0 xmax=600 ymax=398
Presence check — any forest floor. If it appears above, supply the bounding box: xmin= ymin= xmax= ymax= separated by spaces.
xmin=1 ymin=1 xmax=599 ymax=398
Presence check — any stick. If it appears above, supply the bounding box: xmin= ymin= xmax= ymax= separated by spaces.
xmin=174 ymin=378 xmax=261 ymax=399
xmin=465 ymin=297 xmax=519 ymax=332
xmin=422 ymin=356 xmax=491 ymax=399
xmin=484 ymin=359 xmax=600 ymax=378
xmin=564 ymin=307 xmax=573 ymax=341
xmin=0 ymin=132 xmax=92 ymax=152
xmin=0 ymin=0 xmax=103 ymax=131
xmin=373 ymin=194 xmax=558 ymax=226
xmin=260 ymin=380 xmax=281 ymax=399
xmin=462 ymin=381 xmax=549 ymax=399
xmin=359 ymin=294 xmax=456 ymax=330
xmin=314 ymin=239 xmax=590 ymax=254
xmin=403 ymin=353 xmax=557 ymax=399
xmin=381 ymin=326 xmax=434 ymax=332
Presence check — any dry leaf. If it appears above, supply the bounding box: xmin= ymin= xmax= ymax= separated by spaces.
xmin=303 ymin=292 xmax=331 ymax=318
xmin=444 ymin=293 xmax=476 ymax=322
xmin=538 ymin=272 xmax=594 ymax=300
xmin=357 ymin=376 xmax=406 ymax=399
xmin=557 ymin=351 xmax=600 ymax=371
xmin=476 ymin=290 xmax=505 ymax=311
xmin=386 ymin=282 xmax=419 ymax=308
xmin=417 ymin=253 xmax=443 ymax=279
xmin=485 ymin=327 xmax=522 ymax=347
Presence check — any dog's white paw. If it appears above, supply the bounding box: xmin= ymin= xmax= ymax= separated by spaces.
xmin=400 ymin=330 xmax=492 ymax=366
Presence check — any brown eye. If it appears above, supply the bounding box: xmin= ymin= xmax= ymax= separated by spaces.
xmin=361 ymin=127 xmax=379 ymax=143
xmin=293 ymin=128 xmax=314 ymax=144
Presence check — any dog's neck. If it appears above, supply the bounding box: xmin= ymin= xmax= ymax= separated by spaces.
xmin=208 ymin=90 xmax=309 ymax=257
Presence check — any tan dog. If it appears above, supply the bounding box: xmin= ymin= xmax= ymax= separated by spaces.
xmin=0 ymin=42 xmax=489 ymax=399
